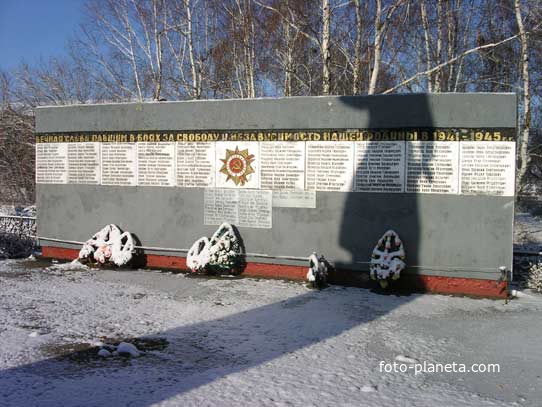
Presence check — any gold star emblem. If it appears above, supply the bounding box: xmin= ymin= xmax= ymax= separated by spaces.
xmin=219 ymin=146 xmax=255 ymax=186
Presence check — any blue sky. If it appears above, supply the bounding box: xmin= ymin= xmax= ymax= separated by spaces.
xmin=0 ymin=0 xmax=86 ymax=71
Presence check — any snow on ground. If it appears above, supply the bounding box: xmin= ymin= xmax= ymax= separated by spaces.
xmin=1 ymin=259 xmax=542 ymax=406
xmin=514 ymin=212 xmax=542 ymax=251
xmin=514 ymin=212 xmax=542 ymax=290
xmin=0 ymin=205 xmax=15 ymax=216
xmin=0 ymin=204 xmax=35 ymax=217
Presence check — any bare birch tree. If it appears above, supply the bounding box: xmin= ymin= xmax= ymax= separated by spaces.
xmin=322 ymin=0 xmax=331 ymax=95
xmin=515 ymin=0 xmax=531 ymax=187
xmin=352 ymin=0 xmax=363 ymax=94
xmin=368 ymin=0 xmax=404 ymax=95
xmin=80 ymin=0 xmax=169 ymax=101
xmin=163 ymin=0 xmax=205 ymax=99
xmin=254 ymin=0 xmax=330 ymax=95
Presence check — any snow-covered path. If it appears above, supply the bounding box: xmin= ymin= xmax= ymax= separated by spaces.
xmin=1 ymin=258 xmax=541 ymax=406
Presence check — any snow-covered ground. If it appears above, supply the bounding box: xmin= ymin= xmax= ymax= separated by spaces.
xmin=1 ymin=258 xmax=542 ymax=406
xmin=513 ymin=212 xmax=542 ymax=290
xmin=515 ymin=212 xmax=542 ymax=251
xmin=0 ymin=205 xmax=15 ymax=216
xmin=0 ymin=204 xmax=35 ymax=217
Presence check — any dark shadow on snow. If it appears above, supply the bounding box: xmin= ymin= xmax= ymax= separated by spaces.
xmin=0 ymin=283 xmax=416 ymax=406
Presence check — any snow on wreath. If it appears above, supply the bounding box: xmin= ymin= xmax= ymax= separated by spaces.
xmin=370 ymin=230 xmax=406 ymax=288
xmin=78 ymin=224 xmax=137 ymax=267
xmin=306 ymin=252 xmax=332 ymax=289
xmin=187 ymin=222 xmax=246 ymax=275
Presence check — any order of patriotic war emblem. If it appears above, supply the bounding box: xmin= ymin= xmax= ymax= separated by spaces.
xmin=218 ymin=145 xmax=257 ymax=187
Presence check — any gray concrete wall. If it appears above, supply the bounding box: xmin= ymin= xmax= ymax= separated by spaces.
xmin=36 ymin=93 xmax=516 ymax=280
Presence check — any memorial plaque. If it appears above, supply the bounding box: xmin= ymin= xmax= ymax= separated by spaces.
xmin=354 ymin=141 xmax=405 ymax=192
xmin=306 ymin=141 xmax=354 ymax=191
xmin=177 ymin=142 xmax=215 ymax=187
xmin=260 ymin=142 xmax=305 ymax=190
xmin=406 ymin=141 xmax=459 ymax=194
xmin=67 ymin=142 xmax=100 ymax=184
xmin=35 ymin=129 xmax=515 ymax=197
xmin=204 ymin=188 xmax=272 ymax=228
xmin=460 ymin=141 xmax=515 ymax=196
xmin=272 ymin=190 xmax=316 ymax=208
xmin=204 ymin=188 xmax=239 ymax=225
xmin=215 ymin=141 xmax=260 ymax=189
xmin=238 ymin=189 xmax=272 ymax=229
xmin=138 ymin=142 xmax=176 ymax=187
xmin=101 ymin=143 xmax=137 ymax=186
xmin=36 ymin=143 xmax=68 ymax=184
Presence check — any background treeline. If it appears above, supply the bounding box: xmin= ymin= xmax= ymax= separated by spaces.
xmin=1 ymin=0 xmax=541 ymax=204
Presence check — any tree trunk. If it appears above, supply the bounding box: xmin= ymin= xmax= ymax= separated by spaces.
xmin=353 ymin=0 xmax=362 ymax=94
xmin=515 ymin=0 xmax=531 ymax=189
xmin=184 ymin=0 xmax=200 ymax=99
xmin=368 ymin=0 xmax=382 ymax=95
xmin=152 ymin=0 xmax=163 ymax=100
xmin=322 ymin=0 xmax=331 ymax=95
xmin=284 ymin=19 xmax=293 ymax=97
xmin=434 ymin=0 xmax=443 ymax=92
xmin=420 ymin=0 xmax=433 ymax=92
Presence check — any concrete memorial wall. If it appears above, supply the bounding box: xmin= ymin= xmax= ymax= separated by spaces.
xmin=35 ymin=94 xmax=516 ymax=297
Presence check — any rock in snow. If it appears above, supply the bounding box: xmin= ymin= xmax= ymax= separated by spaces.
xmin=395 ymin=355 xmax=419 ymax=364
xmin=116 ymin=342 xmax=140 ymax=357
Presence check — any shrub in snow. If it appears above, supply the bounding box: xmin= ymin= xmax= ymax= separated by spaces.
xmin=525 ymin=262 xmax=542 ymax=292
xmin=0 ymin=241 xmax=33 ymax=260
xmin=516 ymin=256 xmax=542 ymax=292
xmin=78 ymin=224 xmax=136 ymax=267
xmin=0 ymin=211 xmax=36 ymax=259
xmin=370 ymin=230 xmax=406 ymax=288
xmin=186 ymin=223 xmax=245 ymax=275
xmin=306 ymin=252 xmax=331 ymax=289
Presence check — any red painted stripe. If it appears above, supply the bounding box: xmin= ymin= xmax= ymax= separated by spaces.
xmin=243 ymin=262 xmax=307 ymax=280
xmin=145 ymin=254 xmax=187 ymax=269
xmin=409 ymin=274 xmax=508 ymax=299
xmin=40 ymin=245 xmax=508 ymax=298
xmin=42 ymin=246 xmax=79 ymax=260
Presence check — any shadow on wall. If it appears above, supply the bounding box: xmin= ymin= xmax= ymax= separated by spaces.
xmin=0 ymin=95 xmax=435 ymax=406
xmin=335 ymin=95 xmax=434 ymax=290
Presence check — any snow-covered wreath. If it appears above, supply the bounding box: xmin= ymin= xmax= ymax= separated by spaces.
xmin=306 ymin=252 xmax=332 ymax=289
xmin=370 ymin=230 xmax=406 ymax=288
xmin=186 ymin=222 xmax=245 ymax=275
xmin=78 ymin=224 xmax=137 ymax=267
